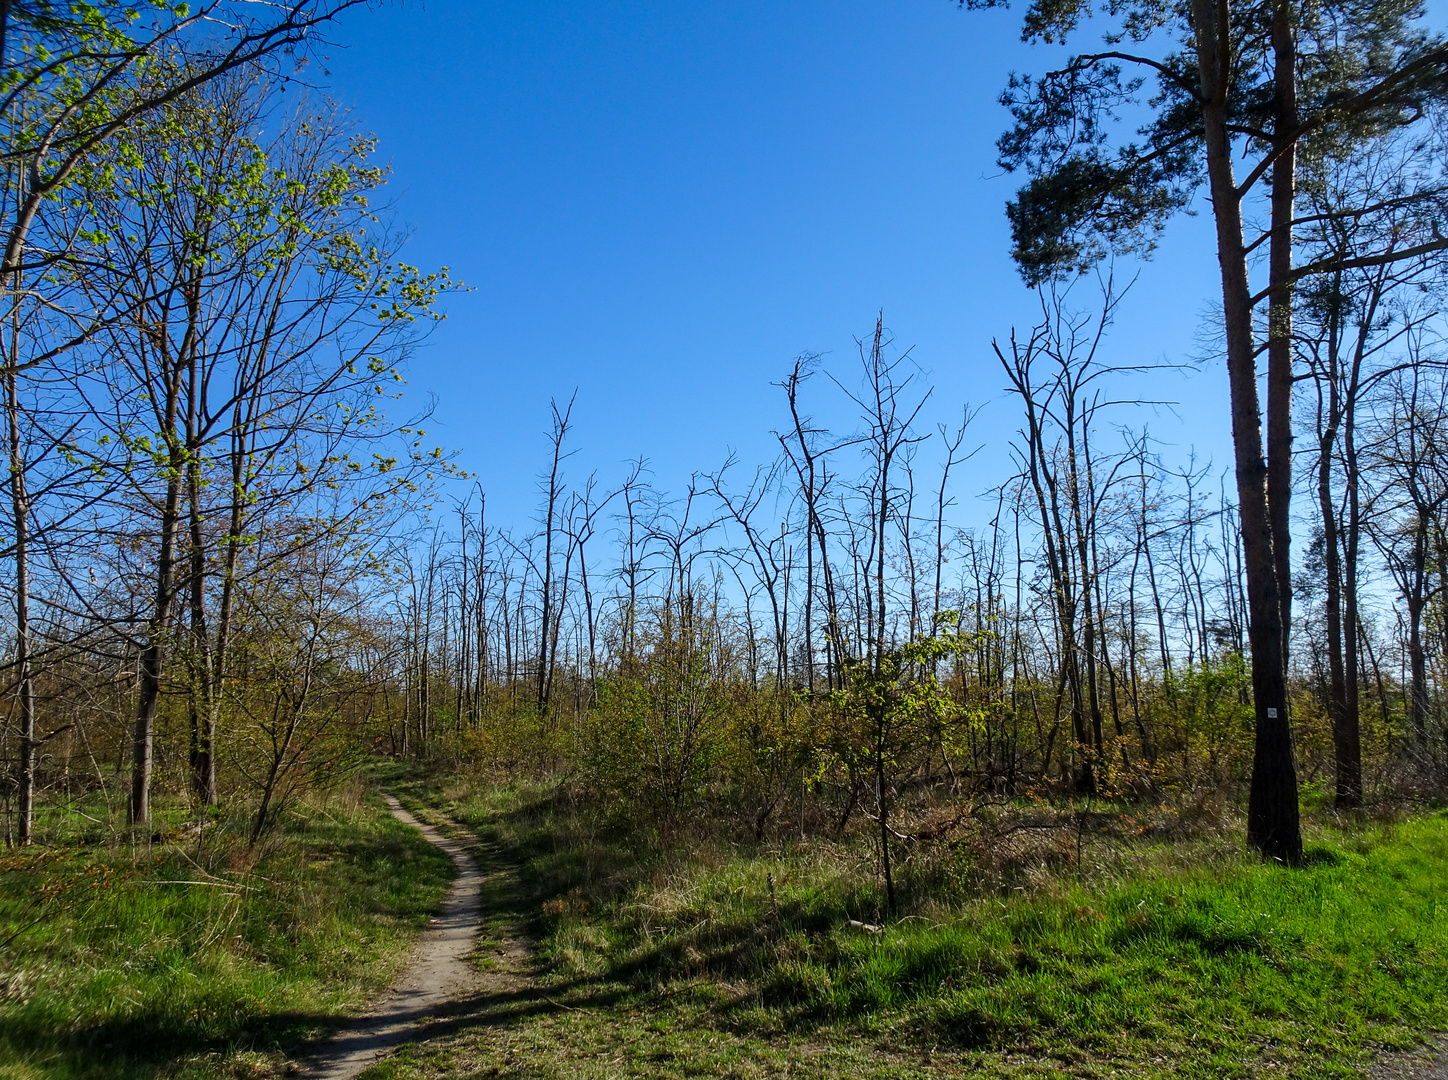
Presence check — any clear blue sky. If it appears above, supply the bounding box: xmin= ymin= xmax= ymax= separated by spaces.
xmin=316 ymin=0 xmax=1232 ymax=531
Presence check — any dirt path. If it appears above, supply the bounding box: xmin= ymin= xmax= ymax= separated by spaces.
xmin=306 ymin=795 xmax=487 ymax=1080
xmin=1373 ymin=1037 xmax=1448 ymax=1080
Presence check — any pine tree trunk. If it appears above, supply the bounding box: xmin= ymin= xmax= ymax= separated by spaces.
xmin=1194 ymin=0 xmax=1302 ymax=863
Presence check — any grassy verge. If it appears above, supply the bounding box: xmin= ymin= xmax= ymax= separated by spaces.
xmin=387 ymin=767 xmax=1448 ymax=1079
xmin=0 ymin=778 xmax=454 ymax=1080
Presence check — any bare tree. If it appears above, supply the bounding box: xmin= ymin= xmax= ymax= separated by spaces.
xmin=71 ymin=79 xmax=450 ymax=825
xmin=535 ymin=394 xmax=577 ymax=721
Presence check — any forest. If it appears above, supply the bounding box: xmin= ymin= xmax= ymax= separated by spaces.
xmin=5 ymin=2 xmax=1448 ymax=1079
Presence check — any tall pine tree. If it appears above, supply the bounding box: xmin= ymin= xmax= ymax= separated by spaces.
xmin=970 ymin=0 xmax=1448 ymax=859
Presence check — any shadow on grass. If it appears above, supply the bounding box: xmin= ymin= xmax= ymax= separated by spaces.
xmin=0 ymin=984 xmax=630 ymax=1080
xmin=408 ymin=775 xmax=1325 ymax=1054
xmin=0 ymin=1008 xmax=343 ymax=1079
xmin=394 ymin=777 xmax=903 ymax=1033
xmin=0 ymin=789 xmax=458 ymax=1079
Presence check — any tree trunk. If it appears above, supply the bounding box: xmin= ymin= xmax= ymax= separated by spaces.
xmin=5 ymin=323 xmax=33 ymax=845
xmin=131 ymin=459 xmax=184 ymax=828
xmin=187 ymin=465 xmax=217 ymax=804
xmin=1266 ymin=0 xmax=1299 ymax=666
xmin=185 ymin=319 xmax=216 ymax=806
xmin=1406 ymin=518 xmax=1430 ymax=750
xmin=1194 ymin=0 xmax=1302 ymax=862
xmin=1318 ymin=405 xmax=1359 ymax=806
xmin=875 ymin=718 xmax=896 ymax=913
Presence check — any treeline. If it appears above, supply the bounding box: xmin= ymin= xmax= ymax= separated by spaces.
xmin=0 ymin=3 xmax=453 ymax=843
xmin=389 ymin=277 xmax=1448 ymax=890
xmin=4 ymin=1 xmax=1448 ymax=879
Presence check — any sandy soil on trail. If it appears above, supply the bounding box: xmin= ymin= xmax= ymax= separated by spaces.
xmin=305 ymin=795 xmax=492 ymax=1080
xmin=1373 ymin=1036 xmax=1448 ymax=1080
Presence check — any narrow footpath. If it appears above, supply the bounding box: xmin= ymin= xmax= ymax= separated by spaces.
xmin=1374 ymin=1038 xmax=1448 ymax=1080
xmin=295 ymin=794 xmax=1444 ymax=1080
xmin=307 ymin=795 xmax=485 ymax=1080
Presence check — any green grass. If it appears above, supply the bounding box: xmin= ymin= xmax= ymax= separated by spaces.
xmin=0 ymin=780 xmax=454 ymax=1080
xmin=389 ymin=767 xmax=1448 ymax=1079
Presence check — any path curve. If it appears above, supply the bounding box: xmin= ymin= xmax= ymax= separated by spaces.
xmin=307 ymin=794 xmax=483 ymax=1080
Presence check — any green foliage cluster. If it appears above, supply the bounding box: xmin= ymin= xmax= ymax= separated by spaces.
xmin=450 ymin=590 xmax=1340 ymax=857
xmin=993 ymin=0 xmax=1448 ymax=284
xmin=580 ymin=595 xmax=745 ymax=819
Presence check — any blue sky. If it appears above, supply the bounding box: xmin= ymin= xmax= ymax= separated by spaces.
xmin=316 ymin=0 xmax=1232 ymax=530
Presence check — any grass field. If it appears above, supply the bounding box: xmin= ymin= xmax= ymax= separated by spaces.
xmin=6 ymin=762 xmax=1446 ymax=1080
xmin=0 ymin=779 xmax=454 ymax=1080
xmin=376 ymin=767 xmax=1448 ymax=1080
